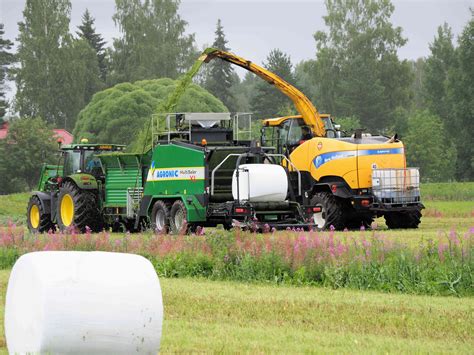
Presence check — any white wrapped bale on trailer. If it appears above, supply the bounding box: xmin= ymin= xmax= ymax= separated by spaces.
xmin=232 ymin=164 xmax=288 ymax=202
xmin=5 ymin=251 xmax=163 ymax=354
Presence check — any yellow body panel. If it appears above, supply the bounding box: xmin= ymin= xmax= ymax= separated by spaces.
xmin=289 ymin=138 xmax=406 ymax=189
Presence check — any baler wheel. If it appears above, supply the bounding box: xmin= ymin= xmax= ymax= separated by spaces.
xmin=170 ymin=200 xmax=188 ymax=235
xmin=150 ymin=200 xmax=170 ymax=234
xmin=26 ymin=195 xmax=55 ymax=233
xmin=310 ymin=192 xmax=345 ymax=231
xmin=57 ymin=181 xmax=102 ymax=232
xmin=384 ymin=210 xmax=422 ymax=229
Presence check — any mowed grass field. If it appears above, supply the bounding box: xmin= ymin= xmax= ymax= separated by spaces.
xmin=0 ymin=270 xmax=472 ymax=353
xmin=0 ymin=182 xmax=472 ymax=352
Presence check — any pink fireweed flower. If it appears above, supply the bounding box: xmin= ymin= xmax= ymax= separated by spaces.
xmin=438 ymin=242 xmax=448 ymax=262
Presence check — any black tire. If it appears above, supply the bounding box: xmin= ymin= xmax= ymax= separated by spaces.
xmin=345 ymin=214 xmax=374 ymax=230
xmin=384 ymin=210 xmax=422 ymax=229
xmin=150 ymin=200 xmax=170 ymax=234
xmin=57 ymin=181 xmax=103 ymax=232
xmin=310 ymin=192 xmax=345 ymax=230
xmin=169 ymin=200 xmax=188 ymax=235
xmin=26 ymin=195 xmax=55 ymax=233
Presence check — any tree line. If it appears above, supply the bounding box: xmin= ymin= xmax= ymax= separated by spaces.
xmin=0 ymin=0 xmax=472 ymax=194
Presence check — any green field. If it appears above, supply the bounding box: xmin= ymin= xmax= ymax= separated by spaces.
xmin=0 ymin=270 xmax=472 ymax=353
xmin=0 ymin=183 xmax=472 ymax=352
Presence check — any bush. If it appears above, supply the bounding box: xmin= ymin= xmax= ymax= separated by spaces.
xmin=0 ymin=225 xmax=472 ymax=296
xmin=73 ymin=78 xmax=228 ymax=146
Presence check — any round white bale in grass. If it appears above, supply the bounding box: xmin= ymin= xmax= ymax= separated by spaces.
xmin=5 ymin=251 xmax=163 ymax=354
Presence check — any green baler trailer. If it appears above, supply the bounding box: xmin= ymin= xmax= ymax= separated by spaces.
xmin=27 ymin=113 xmax=309 ymax=234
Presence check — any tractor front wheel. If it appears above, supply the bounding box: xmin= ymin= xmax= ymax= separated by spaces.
xmin=27 ymin=195 xmax=54 ymax=233
xmin=57 ymin=181 xmax=102 ymax=232
xmin=384 ymin=210 xmax=422 ymax=229
xmin=310 ymin=192 xmax=345 ymax=230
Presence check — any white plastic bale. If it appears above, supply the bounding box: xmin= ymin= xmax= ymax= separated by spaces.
xmin=5 ymin=251 xmax=163 ymax=354
xmin=232 ymin=164 xmax=288 ymax=202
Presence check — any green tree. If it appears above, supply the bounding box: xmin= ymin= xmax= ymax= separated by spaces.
xmin=109 ymin=0 xmax=196 ymax=84
xmin=14 ymin=0 xmax=72 ymax=126
xmin=446 ymin=13 xmax=474 ymax=180
xmin=0 ymin=23 xmax=14 ymax=123
xmin=403 ymin=110 xmax=456 ymax=182
xmin=205 ymin=19 xmax=235 ymax=112
xmin=250 ymin=49 xmax=295 ymax=118
xmin=77 ymin=9 xmax=107 ymax=81
xmin=73 ymin=78 xmax=227 ymax=147
xmin=0 ymin=118 xmax=57 ymax=193
xmin=334 ymin=116 xmax=361 ymax=134
xmin=14 ymin=0 xmax=100 ymax=130
xmin=313 ymin=0 xmax=412 ymax=131
xmin=423 ymin=23 xmax=456 ymax=122
xmin=408 ymin=58 xmax=425 ymax=111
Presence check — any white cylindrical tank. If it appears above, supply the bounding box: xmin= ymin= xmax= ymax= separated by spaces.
xmin=232 ymin=164 xmax=288 ymax=202
xmin=5 ymin=251 xmax=163 ymax=354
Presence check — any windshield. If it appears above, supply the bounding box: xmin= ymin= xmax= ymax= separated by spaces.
xmin=63 ymin=151 xmax=81 ymax=175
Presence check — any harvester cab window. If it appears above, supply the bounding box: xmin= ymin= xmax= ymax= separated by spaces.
xmin=322 ymin=117 xmax=336 ymax=138
xmin=288 ymin=119 xmax=312 ymax=146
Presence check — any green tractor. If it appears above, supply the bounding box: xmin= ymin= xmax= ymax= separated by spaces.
xmin=27 ymin=141 xmax=125 ymax=233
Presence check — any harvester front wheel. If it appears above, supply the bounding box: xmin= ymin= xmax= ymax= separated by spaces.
xmin=170 ymin=200 xmax=188 ymax=235
xmin=57 ymin=181 xmax=102 ymax=232
xmin=310 ymin=192 xmax=345 ymax=230
xmin=150 ymin=200 xmax=170 ymax=234
xmin=384 ymin=210 xmax=421 ymax=229
xmin=27 ymin=195 xmax=54 ymax=233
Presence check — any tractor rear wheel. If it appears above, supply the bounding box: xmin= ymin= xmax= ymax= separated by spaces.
xmin=26 ymin=195 xmax=54 ymax=233
xmin=170 ymin=200 xmax=188 ymax=235
xmin=310 ymin=192 xmax=345 ymax=230
xmin=384 ymin=210 xmax=421 ymax=229
xmin=57 ymin=181 xmax=102 ymax=232
xmin=150 ymin=200 xmax=170 ymax=234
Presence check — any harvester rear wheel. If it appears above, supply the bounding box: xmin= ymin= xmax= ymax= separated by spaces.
xmin=170 ymin=200 xmax=188 ymax=235
xmin=26 ymin=195 xmax=55 ymax=233
xmin=384 ymin=210 xmax=421 ymax=229
xmin=150 ymin=200 xmax=170 ymax=234
xmin=57 ymin=181 xmax=102 ymax=232
xmin=345 ymin=214 xmax=374 ymax=230
xmin=310 ymin=192 xmax=345 ymax=231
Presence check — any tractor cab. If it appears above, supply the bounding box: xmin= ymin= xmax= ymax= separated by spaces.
xmin=60 ymin=141 xmax=126 ymax=177
xmin=261 ymin=114 xmax=341 ymax=155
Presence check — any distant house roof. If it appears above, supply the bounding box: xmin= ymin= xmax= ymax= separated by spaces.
xmin=0 ymin=122 xmax=73 ymax=144
xmin=53 ymin=129 xmax=74 ymax=145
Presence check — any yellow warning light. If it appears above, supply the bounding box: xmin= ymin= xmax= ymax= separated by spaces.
xmin=201 ymin=138 xmax=207 ymax=146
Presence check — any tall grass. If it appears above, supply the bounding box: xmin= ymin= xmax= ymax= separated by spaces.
xmin=1 ymin=223 xmax=472 ymax=296
xmin=421 ymin=182 xmax=474 ymax=201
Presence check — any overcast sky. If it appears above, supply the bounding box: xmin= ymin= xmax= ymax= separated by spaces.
xmin=1 ymin=0 xmax=472 ymax=98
